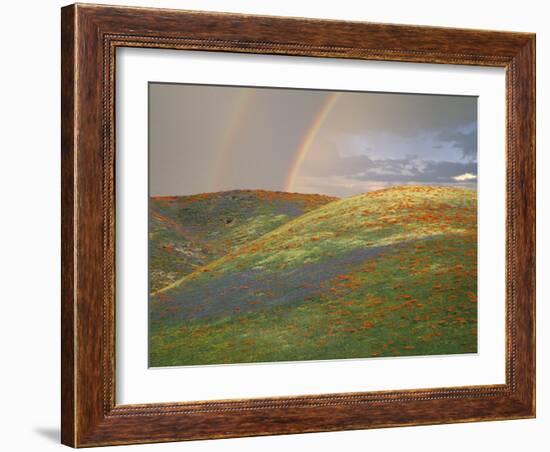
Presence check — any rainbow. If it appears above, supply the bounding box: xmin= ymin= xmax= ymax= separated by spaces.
xmin=284 ymin=92 xmax=341 ymax=192
xmin=211 ymin=89 xmax=256 ymax=190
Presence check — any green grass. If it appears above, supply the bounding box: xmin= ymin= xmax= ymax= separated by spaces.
xmin=149 ymin=186 xmax=477 ymax=366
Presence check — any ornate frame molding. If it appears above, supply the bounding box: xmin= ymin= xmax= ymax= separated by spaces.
xmin=62 ymin=4 xmax=535 ymax=447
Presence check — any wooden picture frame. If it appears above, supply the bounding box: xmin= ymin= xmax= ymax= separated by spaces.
xmin=61 ymin=3 xmax=535 ymax=447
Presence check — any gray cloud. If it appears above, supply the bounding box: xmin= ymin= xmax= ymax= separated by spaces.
xmin=352 ymin=156 xmax=477 ymax=184
xmin=435 ymin=128 xmax=477 ymax=160
xmin=303 ymin=148 xmax=477 ymax=185
xmin=328 ymin=92 xmax=477 ymax=142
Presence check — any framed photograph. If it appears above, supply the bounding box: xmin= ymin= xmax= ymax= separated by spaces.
xmin=61 ymin=3 xmax=535 ymax=447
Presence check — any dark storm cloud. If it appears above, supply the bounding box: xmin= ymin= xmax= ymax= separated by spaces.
xmin=351 ymin=155 xmax=477 ymax=183
xmin=434 ymin=127 xmax=477 ymax=160
xmin=422 ymin=160 xmax=477 ymax=180
xmin=328 ymin=91 xmax=477 ymax=141
xmin=303 ymin=146 xmax=476 ymax=184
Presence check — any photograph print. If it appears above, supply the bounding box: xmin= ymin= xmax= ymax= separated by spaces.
xmin=148 ymin=83 xmax=478 ymax=367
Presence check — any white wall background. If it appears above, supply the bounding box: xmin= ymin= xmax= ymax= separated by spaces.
xmin=0 ymin=1 xmax=545 ymax=450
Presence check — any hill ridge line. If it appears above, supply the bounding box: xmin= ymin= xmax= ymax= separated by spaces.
xmin=151 ymin=185 xmax=473 ymax=296
xmin=151 ymin=194 xmax=347 ymax=295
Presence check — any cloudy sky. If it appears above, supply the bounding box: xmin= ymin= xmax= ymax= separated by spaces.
xmin=149 ymin=83 xmax=477 ymax=198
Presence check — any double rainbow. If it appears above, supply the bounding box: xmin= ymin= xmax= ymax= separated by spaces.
xmin=283 ymin=92 xmax=341 ymax=192
xmin=210 ymin=90 xmax=341 ymax=194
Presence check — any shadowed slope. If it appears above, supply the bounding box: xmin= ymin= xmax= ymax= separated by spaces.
xmin=149 ymin=190 xmax=337 ymax=292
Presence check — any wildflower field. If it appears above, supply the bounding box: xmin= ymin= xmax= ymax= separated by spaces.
xmin=149 ymin=186 xmax=477 ymax=366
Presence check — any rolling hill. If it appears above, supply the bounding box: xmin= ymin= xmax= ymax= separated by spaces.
xmin=150 ymin=186 xmax=477 ymax=366
xmin=149 ymin=190 xmax=336 ymax=292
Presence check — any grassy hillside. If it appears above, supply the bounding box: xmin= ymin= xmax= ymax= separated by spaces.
xmin=149 ymin=190 xmax=336 ymax=292
xmin=150 ymin=186 xmax=477 ymax=366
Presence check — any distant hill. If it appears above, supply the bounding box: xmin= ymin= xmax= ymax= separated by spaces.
xmin=150 ymin=186 xmax=477 ymax=366
xmin=149 ymin=190 xmax=337 ymax=292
